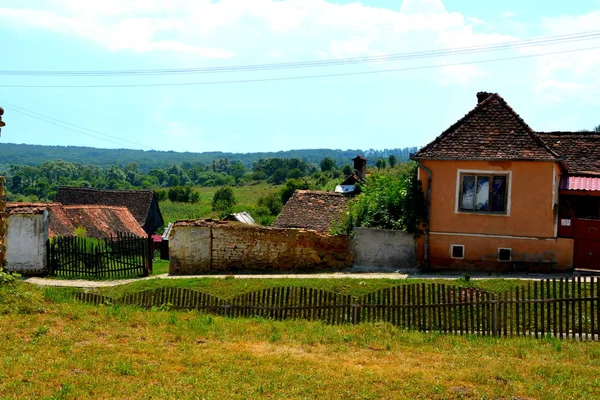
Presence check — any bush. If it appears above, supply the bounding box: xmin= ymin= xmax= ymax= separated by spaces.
xmin=280 ymin=179 xmax=313 ymax=204
xmin=0 ymin=267 xmax=21 ymax=286
xmin=212 ymin=187 xmax=236 ymax=211
xmin=332 ymin=164 xmax=426 ymax=236
xmin=168 ymin=186 xmax=193 ymax=203
xmin=257 ymin=192 xmax=283 ymax=216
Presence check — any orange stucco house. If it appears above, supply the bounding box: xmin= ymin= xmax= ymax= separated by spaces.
xmin=412 ymin=92 xmax=600 ymax=272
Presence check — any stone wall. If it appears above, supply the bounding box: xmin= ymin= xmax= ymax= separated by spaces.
xmin=169 ymin=220 xmax=353 ymax=275
xmin=351 ymin=228 xmax=417 ymax=271
xmin=5 ymin=211 xmax=49 ymax=274
xmin=0 ymin=177 xmax=6 ymax=267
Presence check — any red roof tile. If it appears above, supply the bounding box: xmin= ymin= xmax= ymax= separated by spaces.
xmin=271 ymin=190 xmax=348 ymax=232
xmin=414 ymin=93 xmax=561 ymax=161
xmin=560 ymin=176 xmax=600 ymax=192
xmin=6 ymin=202 xmax=146 ymax=238
xmin=537 ymin=132 xmax=600 ymax=175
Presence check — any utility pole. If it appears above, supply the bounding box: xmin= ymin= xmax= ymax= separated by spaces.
xmin=0 ymin=106 xmax=6 ymax=266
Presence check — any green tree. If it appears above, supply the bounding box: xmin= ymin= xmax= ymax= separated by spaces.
xmin=280 ymin=179 xmax=313 ymax=204
xmin=257 ymin=192 xmax=283 ymax=216
xmin=212 ymin=187 xmax=237 ymax=211
xmin=388 ymin=155 xmax=398 ymax=168
xmin=320 ymin=156 xmax=337 ymax=172
xmin=595 ymin=125 xmax=600 ymax=132
xmin=334 ymin=164 xmax=426 ymax=235
xmin=341 ymin=164 xmax=353 ymax=176
xmin=375 ymin=158 xmax=387 ymax=170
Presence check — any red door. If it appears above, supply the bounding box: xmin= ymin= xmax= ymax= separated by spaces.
xmin=574 ymin=219 xmax=600 ymax=270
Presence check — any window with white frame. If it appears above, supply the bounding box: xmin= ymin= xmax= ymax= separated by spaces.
xmin=458 ymin=173 xmax=509 ymax=214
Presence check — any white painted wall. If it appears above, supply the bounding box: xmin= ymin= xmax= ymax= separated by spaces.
xmin=351 ymin=228 xmax=417 ymax=271
xmin=6 ymin=211 xmax=49 ymax=274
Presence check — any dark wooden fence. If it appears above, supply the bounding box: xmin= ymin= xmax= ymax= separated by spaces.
xmin=75 ymin=277 xmax=600 ymax=340
xmin=48 ymin=233 xmax=151 ymax=278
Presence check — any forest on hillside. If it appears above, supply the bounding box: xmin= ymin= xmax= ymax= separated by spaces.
xmin=0 ymin=143 xmax=418 ymax=171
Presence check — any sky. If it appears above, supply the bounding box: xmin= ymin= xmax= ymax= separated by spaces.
xmin=0 ymin=0 xmax=599 ymax=154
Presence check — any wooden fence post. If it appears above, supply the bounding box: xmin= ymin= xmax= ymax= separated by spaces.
xmin=492 ymin=294 xmax=499 ymax=337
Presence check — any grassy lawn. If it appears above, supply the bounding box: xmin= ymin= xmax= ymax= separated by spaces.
xmin=159 ymin=182 xmax=282 ymax=225
xmin=1 ymin=282 xmax=600 ymax=399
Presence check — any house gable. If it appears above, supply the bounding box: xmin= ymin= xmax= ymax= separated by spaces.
xmin=414 ymin=92 xmax=561 ymax=161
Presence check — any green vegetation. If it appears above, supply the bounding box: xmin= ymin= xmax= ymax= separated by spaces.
xmin=1 ymin=282 xmax=599 ymax=399
xmin=334 ymin=163 xmax=427 ymax=235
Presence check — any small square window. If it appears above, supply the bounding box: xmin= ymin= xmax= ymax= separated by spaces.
xmin=498 ymin=248 xmax=512 ymax=262
xmin=451 ymin=245 xmax=464 ymax=259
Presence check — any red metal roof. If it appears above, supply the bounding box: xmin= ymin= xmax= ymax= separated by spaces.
xmin=560 ymin=176 xmax=600 ymax=192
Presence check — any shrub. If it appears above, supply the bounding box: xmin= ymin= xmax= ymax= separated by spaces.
xmin=332 ymin=164 xmax=427 ymax=236
xmin=212 ymin=187 xmax=236 ymax=211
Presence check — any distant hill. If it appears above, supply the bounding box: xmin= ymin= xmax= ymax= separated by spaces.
xmin=0 ymin=143 xmax=418 ymax=172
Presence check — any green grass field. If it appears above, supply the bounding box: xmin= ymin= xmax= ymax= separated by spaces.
xmin=159 ymin=182 xmax=282 ymax=227
xmin=2 ymin=281 xmax=600 ymax=399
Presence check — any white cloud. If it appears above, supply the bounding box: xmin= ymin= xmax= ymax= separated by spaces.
xmin=532 ymin=11 xmax=600 ymax=104
xmin=0 ymin=0 xmax=522 ymax=83
xmin=440 ymin=63 xmax=487 ymax=85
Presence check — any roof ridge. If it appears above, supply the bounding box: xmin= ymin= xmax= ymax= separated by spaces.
xmin=414 ymin=92 xmax=562 ymax=161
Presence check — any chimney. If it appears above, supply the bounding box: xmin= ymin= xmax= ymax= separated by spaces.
xmin=476 ymin=92 xmax=493 ymax=104
xmin=353 ymin=155 xmax=367 ymax=179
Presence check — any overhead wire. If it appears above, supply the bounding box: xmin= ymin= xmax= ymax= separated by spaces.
xmin=1 ymin=45 xmax=598 ymax=88
xmin=1 ymin=30 xmax=599 ymax=76
xmin=0 ymin=102 xmax=155 ymax=149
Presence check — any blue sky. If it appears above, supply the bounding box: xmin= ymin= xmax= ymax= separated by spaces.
xmin=1 ymin=0 xmax=599 ymax=154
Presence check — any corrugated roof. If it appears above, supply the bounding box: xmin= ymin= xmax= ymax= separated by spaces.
xmin=414 ymin=92 xmax=561 ymax=161
xmin=221 ymin=211 xmax=257 ymax=225
xmin=560 ymin=176 xmax=600 ymax=192
xmin=537 ymin=132 xmax=600 ymax=175
xmin=271 ymin=190 xmax=348 ymax=232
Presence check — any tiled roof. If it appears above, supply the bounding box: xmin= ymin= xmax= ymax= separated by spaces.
xmin=340 ymin=173 xmax=364 ymax=186
xmin=271 ymin=190 xmax=348 ymax=232
xmin=6 ymin=202 xmax=146 ymax=238
xmin=560 ymin=176 xmax=600 ymax=192
xmin=537 ymin=132 xmax=600 ymax=175
xmin=414 ymin=92 xmax=561 ymax=161
xmin=55 ymin=187 xmax=160 ymax=227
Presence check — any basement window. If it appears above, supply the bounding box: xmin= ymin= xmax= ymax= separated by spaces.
xmin=498 ymin=248 xmax=512 ymax=262
xmin=450 ymin=245 xmax=465 ymax=259
xmin=459 ymin=173 xmax=509 ymax=214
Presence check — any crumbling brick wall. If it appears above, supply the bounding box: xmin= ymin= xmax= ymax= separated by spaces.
xmin=169 ymin=220 xmax=353 ymax=275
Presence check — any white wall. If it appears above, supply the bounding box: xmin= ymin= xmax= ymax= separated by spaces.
xmin=351 ymin=228 xmax=417 ymax=271
xmin=6 ymin=211 xmax=49 ymax=274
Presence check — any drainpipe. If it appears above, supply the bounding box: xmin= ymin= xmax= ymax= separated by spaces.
xmin=417 ymin=163 xmax=432 ymax=270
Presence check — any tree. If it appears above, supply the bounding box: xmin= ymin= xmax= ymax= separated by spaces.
xmin=212 ymin=187 xmax=237 ymax=211
xmin=334 ymin=165 xmax=426 ymax=235
xmin=595 ymin=125 xmax=600 ymax=132
xmin=375 ymin=158 xmax=387 ymax=169
xmin=341 ymin=164 xmax=353 ymax=176
xmin=257 ymin=192 xmax=283 ymax=216
xmin=280 ymin=179 xmax=312 ymax=204
xmin=320 ymin=156 xmax=337 ymax=172
xmin=388 ymin=154 xmax=398 ymax=168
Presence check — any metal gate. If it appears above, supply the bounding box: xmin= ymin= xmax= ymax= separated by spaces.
xmin=574 ymin=218 xmax=600 ymax=270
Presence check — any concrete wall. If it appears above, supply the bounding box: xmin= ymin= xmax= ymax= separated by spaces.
xmin=169 ymin=221 xmax=353 ymax=275
xmin=5 ymin=211 xmax=49 ymax=274
xmin=351 ymin=228 xmax=417 ymax=271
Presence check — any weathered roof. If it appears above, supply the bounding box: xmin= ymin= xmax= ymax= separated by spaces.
xmin=6 ymin=202 xmax=146 ymax=238
xmin=55 ymin=187 xmax=158 ymax=227
xmin=271 ymin=190 xmax=348 ymax=232
xmin=537 ymin=132 xmax=600 ymax=175
xmin=560 ymin=176 xmax=600 ymax=192
xmin=414 ymin=92 xmax=561 ymax=161
xmin=340 ymin=172 xmax=364 ymax=186
xmin=6 ymin=202 xmax=56 ymax=215
xmin=221 ymin=211 xmax=257 ymax=225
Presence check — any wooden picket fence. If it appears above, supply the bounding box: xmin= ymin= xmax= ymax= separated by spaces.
xmin=48 ymin=233 xmax=151 ymax=278
xmin=75 ymin=277 xmax=600 ymax=340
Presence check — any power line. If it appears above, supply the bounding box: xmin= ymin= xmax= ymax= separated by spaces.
xmin=1 ymin=30 xmax=599 ymax=76
xmin=1 ymin=102 xmax=155 ymax=150
xmin=1 ymin=45 xmax=598 ymax=88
